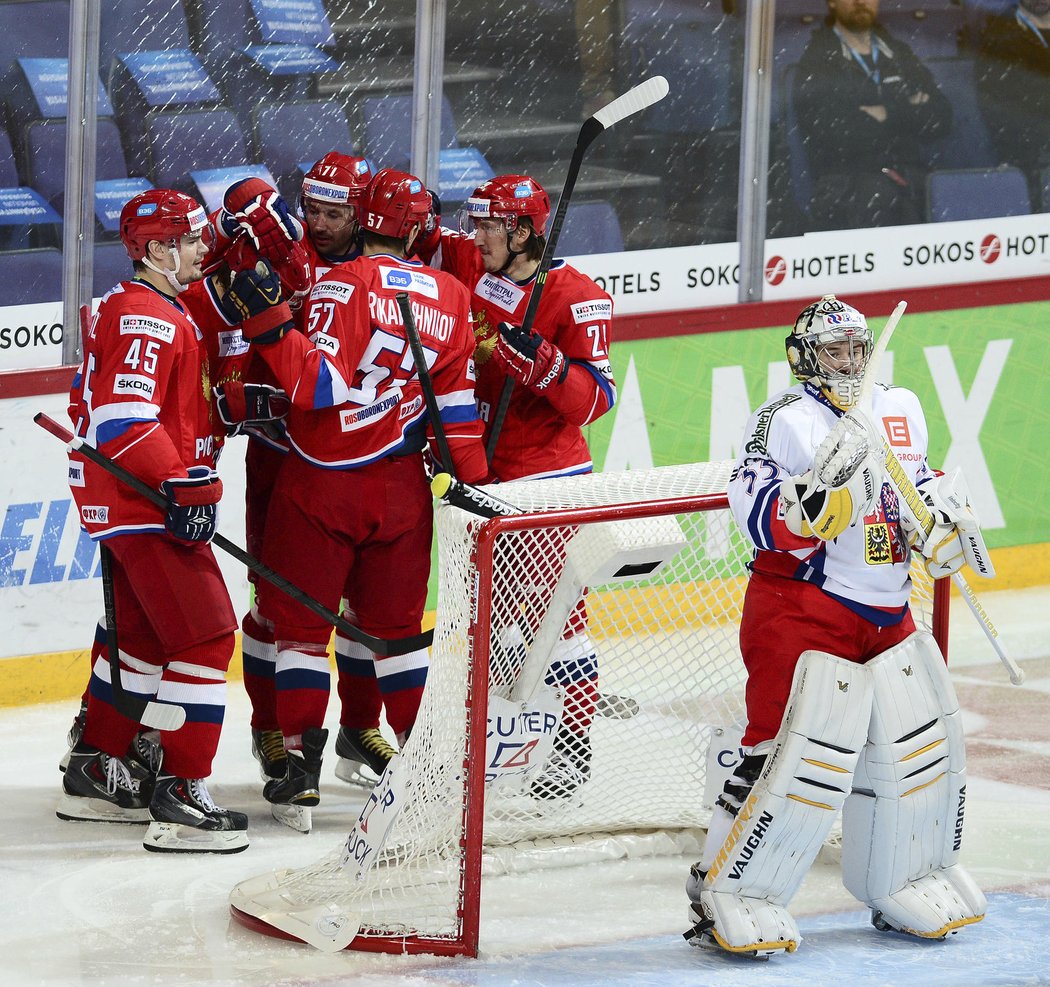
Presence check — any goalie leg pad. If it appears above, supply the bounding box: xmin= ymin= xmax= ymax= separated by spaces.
xmin=841 ymin=631 xmax=987 ymax=938
xmin=696 ymin=650 xmax=874 ymax=954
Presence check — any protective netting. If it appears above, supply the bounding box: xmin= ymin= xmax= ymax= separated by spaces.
xmin=230 ymin=462 xmax=940 ymax=952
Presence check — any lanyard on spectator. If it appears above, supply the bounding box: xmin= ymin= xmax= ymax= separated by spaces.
xmin=1016 ymin=7 xmax=1050 ymax=48
xmin=836 ymin=26 xmax=881 ymax=87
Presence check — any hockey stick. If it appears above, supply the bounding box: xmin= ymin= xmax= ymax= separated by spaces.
xmin=394 ymin=289 xmax=525 ymax=518
xmin=852 ymin=308 xmax=1024 ymax=685
xmin=34 ymin=414 xmax=431 ymax=657
xmin=484 ymin=76 xmax=670 ymax=465
xmin=98 ymin=543 xmax=187 ymax=731
xmin=396 ymin=291 xmax=454 ymax=475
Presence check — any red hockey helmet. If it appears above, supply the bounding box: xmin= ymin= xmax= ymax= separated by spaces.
xmin=300 ymin=152 xmax=374 ymax=210
xmin=119 ymin=189 xmax=210 ymax=261
xmin=464 ymin=175 xmax=550 ymax=236
xmin=358 ymin=168 xmax=432 ymax=239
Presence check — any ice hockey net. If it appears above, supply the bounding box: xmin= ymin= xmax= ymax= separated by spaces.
xmin=229 ymin=462 xmax=948 ymax=957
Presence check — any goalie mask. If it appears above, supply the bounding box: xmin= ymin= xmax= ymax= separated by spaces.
xmin=786 ymin=294 xmax=872 ymax=409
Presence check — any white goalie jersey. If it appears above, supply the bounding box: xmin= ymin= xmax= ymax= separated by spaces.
xmin=728 ymin=382 xmax=935 ymax=622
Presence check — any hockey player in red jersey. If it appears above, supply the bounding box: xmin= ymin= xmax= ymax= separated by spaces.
xmin=413 ymin=174 xmax=616 ymax=800
xmin=218 ymin=168 xmax=488 ymax=831
xmin=201 ymin=156 xmax=377 ymax=787
xmin=58 ymin=189 xmax=248 ymax=853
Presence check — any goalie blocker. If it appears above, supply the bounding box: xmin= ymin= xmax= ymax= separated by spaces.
xmin=686 ymin=632 xmax=985 ymax=958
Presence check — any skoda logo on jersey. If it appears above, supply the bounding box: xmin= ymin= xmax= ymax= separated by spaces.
xmin=514 ymin=184 xmax=531 ymax=198
xmin=136 ymin=203 xmax=157 ymax=217
xmin=384 ymin=269 xmax=412 ymax=289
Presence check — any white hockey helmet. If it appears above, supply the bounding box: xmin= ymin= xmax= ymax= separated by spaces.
xmin=786 ymin=294 xmax=872 ymax=408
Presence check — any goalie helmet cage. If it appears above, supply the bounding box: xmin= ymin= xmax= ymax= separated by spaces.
xmin=229 ymin=462 xmax=949 ymax=957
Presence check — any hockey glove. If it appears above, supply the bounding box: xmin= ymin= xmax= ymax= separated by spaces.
xmin=782 ymin=413 xmax=881 ymax=541
xmin=160 ymin=466 xmax=222 ymax=543
xmin=906 ymin=468 xmax=993 ymax=579
xmin=221 ymin=177 xmax=303 ymax=260
xmin=490 ymin=322 xmax=568 ymax=391
xmin=220 ymin=259 xmax=294 ymax=344
xmin=213 ymin=381 xmax=290 ymax=436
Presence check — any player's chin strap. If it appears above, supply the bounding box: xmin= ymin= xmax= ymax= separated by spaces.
xmin=144 ymin=244 xmax=189 ymax=294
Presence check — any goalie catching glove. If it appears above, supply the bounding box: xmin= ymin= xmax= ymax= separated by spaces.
xmin=489 ymin=322 xmax=567 ymax=391
xmin=220 ymin=259 xmax=294 ymax=344
xmin=219 ymin=178 xmax=302 ymax=260
xmin=213 ymin=381 xmax=290 ymax=436
xmin=906 ymin=468 xmax=994 ymax=579
xmin=160 ymin=466 xmax=222 ymax=543
xmin=782 ymin=413 xmax=882 ymax=541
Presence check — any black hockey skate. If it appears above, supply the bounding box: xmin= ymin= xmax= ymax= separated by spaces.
xmin=530 ymin=725 xmax=592 ymax=801
xmin=57 ymin=740 xmax=151 ymax=823
xmin=144 ymin=775 xmax=249 ymax=853
xmin=263 ymin=727 xmax=328 ymax=833
xmin=250 ymin=727 xmax=286 ymax=781
xmin=58 ymin=699 xmax=88 ymax=773
xmin=334 ymin=726 xmax=397 ymax=786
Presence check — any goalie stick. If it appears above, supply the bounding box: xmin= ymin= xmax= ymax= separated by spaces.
xmin=485 ymin=76 xmax=670 ymax=464
xmin=34 ymin=413 xmax=431 ymax=658
xmin=852 ymin=305 xmax=1024 ymax=686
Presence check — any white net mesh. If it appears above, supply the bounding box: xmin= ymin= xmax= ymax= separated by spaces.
xmin=230 ymin=462 xmax=940 ymax=952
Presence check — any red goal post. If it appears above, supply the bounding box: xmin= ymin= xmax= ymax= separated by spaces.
xmin=230 ymin=463 xmax=950 ymax=958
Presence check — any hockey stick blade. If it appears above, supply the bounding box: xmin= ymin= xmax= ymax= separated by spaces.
xmin=431 ymin=472 xmax=520 ymax=518
xmin=34 ymin=413 xmax=431 ymax=657
xmin=591 ymin=75 xmax=669 ymax=131
xmin=856 ymin=300 xmax=906 ymax=416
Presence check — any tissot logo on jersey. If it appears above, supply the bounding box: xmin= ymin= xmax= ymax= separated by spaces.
xmin=570 ymin=299 xmax=613 ymax=323
xmin=310 ymin=281 xmax=355 ymax=303
xmin=113 ymin=373 xmax=156 ymax=399
xmin=118 ymin=314 xmax=176 ymax=343
xmin=379 ymin=266 xmax=439 ymax=300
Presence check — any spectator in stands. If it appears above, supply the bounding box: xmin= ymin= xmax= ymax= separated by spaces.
xmin=793 ymin=0 xmax=952 ymax=229
xmin=975 ymin=0 xmax=1050 ymax=199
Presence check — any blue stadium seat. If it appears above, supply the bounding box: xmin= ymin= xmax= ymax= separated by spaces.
xmin=923 ymin=56 xmax=1000 ymax=171
xmin=0 ymin=247 xmax=63 ymax=304
xmin=0 ymin=128 xmax=19 ymax=186
xmin=145 ymin=107 xmax=252 ymax=192
xmin=98 ymin=0 xmax=194 ymax=80
xmin=621 ymin=0 xmax=739 ymax=133
xmin=778 ymin=63 xmax=813 ymax=222
xmin=360 ymin=93 xmax=458 ymax=171
xmin=252 ymin=99 xmax=356 ymax=197
xmin=23 ymin=118 xmax=129 ymax=205
xmin=0 ymin=0 xmax=70 ymax=84
xmin=926 ymin=166 xmax=1031 ymax=222
xmin=559 ymin=201 xmax=624 ymax=257
xmin=93 ymin=240 xmax=132 ymax=296
xmin=880 ymin=1 xmax=964 ymax=58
